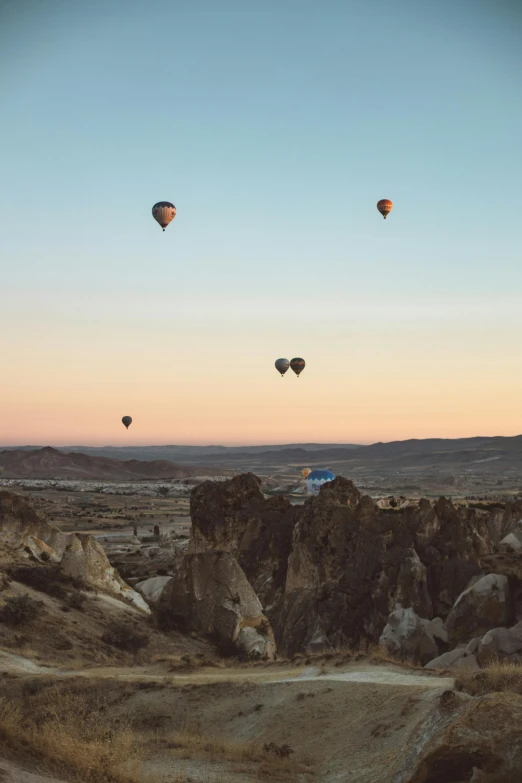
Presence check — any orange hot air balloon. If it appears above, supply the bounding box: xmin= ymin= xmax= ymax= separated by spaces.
xmin=302 ymin=468 xmax=311 ymax=479
xmin=377 ymin=199 xmax=393 ymax=219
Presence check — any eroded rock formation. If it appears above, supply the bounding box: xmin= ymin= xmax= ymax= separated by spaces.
xmin=188 ymin=473 xmax=522 ymax=657
xmin=0 ymin=490 xmax=149 ymax=612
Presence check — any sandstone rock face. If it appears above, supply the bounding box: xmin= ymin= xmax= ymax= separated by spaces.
xmin=188 ymin=474 xmax=502 ymax=656
xmin=0 ymin=490 xmax=149 ymax=613
xmin=397 ymin=691 xmax=522 ymax=783
xmin=379 ymin=608 xmax=447 ymax=664
xmin=184 ymin=552 xmax=275 ymax=660
xmin=189 ymin=473 xmax=297 ymax=608
xmin=446 ymin=574 xmax=512 ymax=644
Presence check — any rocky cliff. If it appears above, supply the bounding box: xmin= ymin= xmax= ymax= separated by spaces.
xmin=188 ymin=474 xmax=522 ymax=657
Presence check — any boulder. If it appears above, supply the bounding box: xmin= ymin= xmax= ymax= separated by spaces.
xmin=446 ymin=574 xmax=512 ymax=644
xmin=477 ymin=621 xmax=522 ymax=664
xmin=135 ymin=575 xmax=173 ymax=604
xmin=163 ymin=551 xmax=276 ymax=659
xmin=500 ymin=532 xmax=522 ymax=553
xmin=424 ymin=647 xmax=480 ymax=671
xmin=379 ymin=608 xmax=446 ymax=664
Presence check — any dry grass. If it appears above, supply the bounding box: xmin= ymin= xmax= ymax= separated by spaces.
xmin=0 ymin=685 xmax=141 ymax=783
xmin=145 ymin=720 xmax=312 ymax=780
xmin=0 ymin=677 xmax=313 ymax=782
xmin=455 ymin=658 xmax=522 ymax=696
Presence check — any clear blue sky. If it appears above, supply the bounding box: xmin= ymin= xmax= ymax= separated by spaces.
xmin=1 ymin=0 xmax=521 ymax=445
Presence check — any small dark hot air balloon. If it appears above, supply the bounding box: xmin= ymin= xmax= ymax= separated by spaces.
xmin=275 ymin=358 xmax=290 ymax=376
xmin=152 ymin=201 xmax=176 ymax=231
xmin=377 ymin=199 xmax=393 ymax=219
xmin=290 ymin=358 xmax=305 ymax=377
xmin=122 ymin=416 xmax=132 ymax=430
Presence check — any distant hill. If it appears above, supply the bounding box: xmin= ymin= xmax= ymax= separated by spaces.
xmin=0 ymin=443 xmax=361 ymax=463
xmin=0 ymin=447 xmax=230 ymax=481
xmin=2 ymin=437 xmax=522 ymax=479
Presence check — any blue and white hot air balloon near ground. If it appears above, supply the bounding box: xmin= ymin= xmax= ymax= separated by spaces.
xmin=306 ymin=469 xmax=336 ymax=496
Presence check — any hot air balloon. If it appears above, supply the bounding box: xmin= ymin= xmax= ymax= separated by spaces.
xmin=152 ymin=201 xmax=176 ymax=231
xmin=302 ymin=468 xmax=311 ymax=479
xmin=122 ymin=416 xmax=132 ymax=430
xmin=377 ymin=199 xmax=393 ymax=219
xmin=275 ymin=358 xmax=290 ymax=376
xmin=290 ymin=358 xmax=305 ymax=377
xmin=306 ymin=469 xmax=335 ymax=495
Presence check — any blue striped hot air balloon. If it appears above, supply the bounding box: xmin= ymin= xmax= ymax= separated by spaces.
xmin=306 ymin=469 xmax=335 ymax=496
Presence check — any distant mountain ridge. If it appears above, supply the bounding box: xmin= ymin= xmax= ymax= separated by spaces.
xmin=0 ymin=446 xmax=230 ymax=481
xmin=1 ymin=436 xmax=522 ymax=478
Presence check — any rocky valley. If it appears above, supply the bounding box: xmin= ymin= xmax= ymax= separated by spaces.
xmin=1 ymin=469 xmax=522 ymax=782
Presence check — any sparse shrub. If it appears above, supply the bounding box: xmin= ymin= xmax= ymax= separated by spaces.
xmin=0 ymin=594 xmax=41 ymax=626
xmin=8 ymin=566 xmax=85 ymax=600
xmin=157 ymin=487 xmax=170 ymax=497
xmin=213 ymin=635 xmax=238 ymax=659
xmin=153 ymin=605 xmax=187 ymax=632
xmin=67 ymin=592 xmax=87 ymax=611
xmin=101 ymin=622 xmax=149 ymax=653
xmin=263 ymin=741 xmax=294 ymax=758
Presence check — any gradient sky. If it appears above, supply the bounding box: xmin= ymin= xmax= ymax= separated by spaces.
xmin=1 ymin=0 xmax=521 ymax=446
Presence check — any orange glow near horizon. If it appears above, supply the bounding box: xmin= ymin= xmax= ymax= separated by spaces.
xmin=2 ymin=292 xmax=521 ymax=447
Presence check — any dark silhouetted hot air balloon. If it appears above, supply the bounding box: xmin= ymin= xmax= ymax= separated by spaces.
xmin=377 ymin=199 xmax=393 ymax=219
xmin=152 ymin=201 xmax=176 ymax=231
xmin=290 ymin=358 xmax=305 ymax=377
xmin=275 ymin=358 xmax=290 ymax=376
xmin=122 ymin=416 xmax=132 ymax=430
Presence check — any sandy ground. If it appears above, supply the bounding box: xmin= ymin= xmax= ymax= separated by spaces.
xmin=0 ymin=652 xmax=454 ymax=782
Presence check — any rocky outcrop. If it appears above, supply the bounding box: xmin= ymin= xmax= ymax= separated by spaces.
xmin=397 ymin=691 xmax=522 ymax=783
xmin=379 ymin=608 xmax=447 ymax=665
xmin=276 ymin=484 xmax=492 ymax=654
xmin=189 ymin=473 xmax=298 ymax=608
xmin=187 ymin=472 xmax=522 ymax=662
xmin=188 ymin=474 xmax=502 ymax=656
xmin=0 ymin=490 xmax=149 ymax=613
xmin=446 ymin=574 xmax=512 ymax=644
xmin=161 ymin=551 xmax=275 ymax=659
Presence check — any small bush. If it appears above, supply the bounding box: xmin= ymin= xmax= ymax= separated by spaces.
xmin=67 ymin=592 xmax=87 ymax=611
xmin=0 ymin=595 xmax=41 ymax=626
xmin=101 ymin=623 xmax=149 ymax=654
xmin=8 ymin=566 xmax=85 ymax=600
xmin=263 ymin=741 xmax=294 ymax=758
xmin=153 ymin=606 xmax=186 ymax=632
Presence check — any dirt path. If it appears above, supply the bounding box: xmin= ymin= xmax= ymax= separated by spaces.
xmin=0 ymin=649 xmax=454 ymax=690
